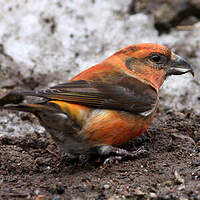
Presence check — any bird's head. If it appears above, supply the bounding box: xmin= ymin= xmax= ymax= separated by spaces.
xmin=109 ymin=43 xmax=194 ymax=91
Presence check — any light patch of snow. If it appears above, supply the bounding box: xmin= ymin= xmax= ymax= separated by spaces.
xmin=0 ymin=112 xmax=45 ymax=137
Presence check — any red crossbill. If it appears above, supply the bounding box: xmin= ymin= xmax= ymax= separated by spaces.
xmin=1 ymin=43 xmax=194 ymax=162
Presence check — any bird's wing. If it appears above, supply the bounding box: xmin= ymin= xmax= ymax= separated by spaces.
xmin=22 ymin=77 xmax=158 ymax=114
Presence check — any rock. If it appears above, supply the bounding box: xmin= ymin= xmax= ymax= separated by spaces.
xmin=174 ymin=170 xmax=185 ymax=184
xmin=103 ymin=184 xmax=110 ymax=190
xmin=130 ymin=0 xmax=200 ymax=34
xmin=149 ymin=192 xmax=157 ymax=198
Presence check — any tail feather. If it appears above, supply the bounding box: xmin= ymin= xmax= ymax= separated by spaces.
xmin=0 ymin=103 xmax=59 ymax=114
xmin=0 ymin=104 xmax=39 ymax=113
xmin=0 ymin=90 xmax=47 ymax=106
xmin=0 ymin=92 xmax=24 ymax=106
xmin=20 ymin=91 xmax=41 ymax=97
xmin=0 ymin=89 xmax=58 ymax=114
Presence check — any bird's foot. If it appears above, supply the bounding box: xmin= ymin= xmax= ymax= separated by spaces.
xmin=103 ymin=156 xmax=122 ymax=165
xmin=99 ymin=146 xmax=149 ymax=165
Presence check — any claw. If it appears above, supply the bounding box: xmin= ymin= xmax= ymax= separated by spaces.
xmin=99 ymin=145 xmax=149 ymax=165
xmin=131 ymin=146 xmax=149 ymax=158
xmin=103 ymin=156 xmax=122 ymax=165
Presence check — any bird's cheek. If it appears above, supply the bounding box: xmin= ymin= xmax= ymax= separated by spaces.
xmin=125 ymin=58 xmax=144 ymax=73
xmin=132 ymin=64 xmax=144 ymax=74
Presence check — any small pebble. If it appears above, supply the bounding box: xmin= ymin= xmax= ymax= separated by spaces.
xmin=149 ymin=192 xmax=157 ymax=198
xmin=134 ymin=188 xmax=145 ymax=196
xmin=178 ymin=184 xmax=185 ymax=191
xmin=174 ymin=111 xmax=185 ymax=119
xmin=103 ymin=184 xmax=110 ymax=190
xmin=174 ymin=170 xmax=185 ymax=184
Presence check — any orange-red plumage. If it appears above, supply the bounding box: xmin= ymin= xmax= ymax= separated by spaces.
xmin=1 ymin=43 xmax=194 ymax=159
xmin=72 ymin=43 xmax=169 ymax=90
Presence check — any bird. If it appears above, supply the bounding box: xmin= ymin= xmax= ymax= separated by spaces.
xmin=1 ymin=43 xmax=194 ymax=162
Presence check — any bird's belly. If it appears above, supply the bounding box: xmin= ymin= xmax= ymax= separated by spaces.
xmin=46 ymin=127 xmax=92 ymax=154
xmin=83 ymin=108 xmax=156 ymax=146
xmin=37 ymin=100 xmax=157 ymax=153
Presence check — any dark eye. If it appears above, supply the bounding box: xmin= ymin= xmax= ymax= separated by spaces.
xmin=149 ymin=53 xmax=169 ymax=65
xmin=150 ymin=54 xmax=161 ymax=63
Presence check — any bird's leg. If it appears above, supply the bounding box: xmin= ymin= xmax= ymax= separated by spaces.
xmin=98 ymin=146 xmax=149 ymax=164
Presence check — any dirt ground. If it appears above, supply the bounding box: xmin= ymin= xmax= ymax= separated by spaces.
xmin=0 ymin=104 xmax=200 ymax=200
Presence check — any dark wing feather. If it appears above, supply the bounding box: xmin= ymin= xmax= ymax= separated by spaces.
xmin=22 ymin=77 xmax=158 ymax=114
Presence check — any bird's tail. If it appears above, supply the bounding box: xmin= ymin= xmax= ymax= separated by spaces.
xmin=0 ymin=103 xmax=59 ymax=115
xmin=0 ymin=90 xmax=56 ymax=114
xmin=1 ymin=104 xmax=38 ymax=113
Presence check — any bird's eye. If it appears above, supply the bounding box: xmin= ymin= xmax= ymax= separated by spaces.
xmin=150 ymin=54 xmax=162 ymax=63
